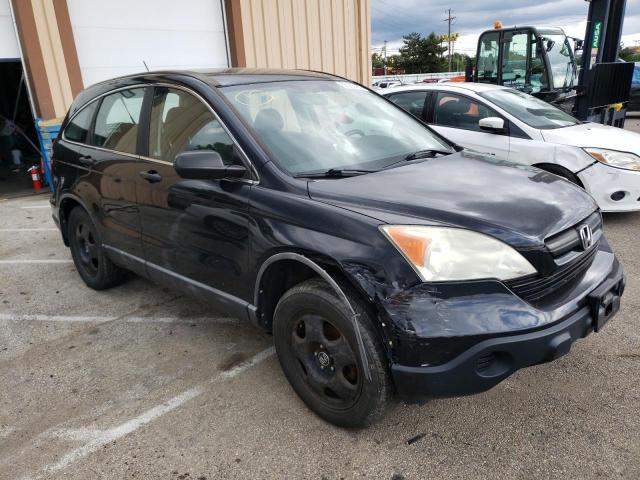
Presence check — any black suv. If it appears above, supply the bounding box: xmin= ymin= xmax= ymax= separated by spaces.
xmin=51 ymin=69 xmax=624 ymax=428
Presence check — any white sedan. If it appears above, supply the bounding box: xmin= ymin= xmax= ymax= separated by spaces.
xmin=382 ymin=83 xmax=640 ymax=212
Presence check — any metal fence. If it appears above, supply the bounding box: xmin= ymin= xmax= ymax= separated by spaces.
xmin=372 ymin=72 xmax=464 ymax=84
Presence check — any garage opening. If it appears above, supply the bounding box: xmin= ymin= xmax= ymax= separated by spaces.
xmin=0 ymin=60 xmax=41 ymax=199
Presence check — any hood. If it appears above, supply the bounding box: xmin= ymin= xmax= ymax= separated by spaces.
xmin=307 ymin=152 xmax=597 ymax=248
xmin=541 ymin=122 xmax=640 ymax=155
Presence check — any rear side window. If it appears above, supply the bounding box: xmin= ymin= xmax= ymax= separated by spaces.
xmin=90 ymin=88 xmax=145 ymax=154
xmin=64 ymin=102 xmax=98 ymax=143
xmin=148 ymin=87 xmax=240 ymax=167
xmin=387 ymin=91 xmax=428 ymax=119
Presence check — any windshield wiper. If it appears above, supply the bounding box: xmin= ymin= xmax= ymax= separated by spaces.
xmin=404 ymin=149 xmax=452 ymax=160
xmin=294 ymin=168 xmax=374 ymax=178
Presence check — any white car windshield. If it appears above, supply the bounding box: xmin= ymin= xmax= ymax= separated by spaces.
xmin=221 ymin=80 xmax=453 ymax=175
xmin=479 ymin=89 xmax=579 ymax=130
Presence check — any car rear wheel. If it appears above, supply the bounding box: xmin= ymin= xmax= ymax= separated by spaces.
xmin=273 ymin=278 xmax=393 ymax=428
xmin=67 ymin=207 xmax=126 ymax=290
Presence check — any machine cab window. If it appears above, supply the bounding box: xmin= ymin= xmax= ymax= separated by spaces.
xmin=501 ymin=30 xmax=549 ymax=94
xmin=477 ymin=31 xmax=499 ymax=83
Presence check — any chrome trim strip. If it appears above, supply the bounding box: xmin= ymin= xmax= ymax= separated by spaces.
xmin=61 ymin=82 xmax=260 ymax=183
xmin=61 ymin=85 xmax=147 ymax=144
xmin=61 ymin=138 xmax=144 ymax=161
xmin=103 ymin=244 xmax=252 ymax=308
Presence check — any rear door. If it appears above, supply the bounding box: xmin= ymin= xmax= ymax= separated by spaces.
xmin=85 ymin=87 xmax=146 ymax=266
xmin=135 ymin=85 xmax=254 ymax=303
xmin=428 ymin=91 xmax=510 ymax=159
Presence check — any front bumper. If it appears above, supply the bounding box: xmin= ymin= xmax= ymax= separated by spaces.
xmin=389 ymin=253 xmax=625 ymax=400
xmin=578 ymin=162 xmax=640 ymax=212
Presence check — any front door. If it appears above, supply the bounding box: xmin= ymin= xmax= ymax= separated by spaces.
xmin=135 ymin=86 xmax=254 ymax=306
xmin=429 ymin=91 xmax=510 ymax=159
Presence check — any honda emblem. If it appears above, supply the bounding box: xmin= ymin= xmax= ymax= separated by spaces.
xmin=579 ymin=224 xmax=593 ymax=250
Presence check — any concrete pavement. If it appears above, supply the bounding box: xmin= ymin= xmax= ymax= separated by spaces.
xmin=0 ymin=194 xmax=639 ymax=479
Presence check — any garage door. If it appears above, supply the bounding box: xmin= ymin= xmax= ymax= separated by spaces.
xmin=66 ymin=0 xmax=229 ymax=87
xmin=0 ymin=0 xmax=19 ymax=59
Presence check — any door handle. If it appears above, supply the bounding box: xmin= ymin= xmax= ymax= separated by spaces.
xmin=78 ymin=155 xmax=93 ymax=166
xmin=139 ymin=170 xmax=162 ymax=183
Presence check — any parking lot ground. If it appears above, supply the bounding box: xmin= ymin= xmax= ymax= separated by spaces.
xmin=1 ymin=195 xmax=640 ymax=480
xmin=625 ymin=116 xmax=640 ymax=134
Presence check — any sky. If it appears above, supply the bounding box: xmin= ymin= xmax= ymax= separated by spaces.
xmin=371 ymin=0 xmax=640 ymax=58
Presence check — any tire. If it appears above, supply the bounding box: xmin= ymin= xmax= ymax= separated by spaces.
xmin=273 ymin=278 xmax=393 ymax=428
xmin=537 ymin=164 xmax=582 ymax=186
xmin=67 ymin=206 xmax=126 ymax=290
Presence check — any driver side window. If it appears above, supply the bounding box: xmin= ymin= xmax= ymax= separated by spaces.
xmin=148 ymin=87 xmax=241 ymax=168
xmin=433 ymin=92 xmax=500 ymax=132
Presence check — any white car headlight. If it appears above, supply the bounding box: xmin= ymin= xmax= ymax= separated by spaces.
xmin=584 ymin=148 xmax=640 ymax=171
xmin=380 ymin=225 xmax=536 ymax=282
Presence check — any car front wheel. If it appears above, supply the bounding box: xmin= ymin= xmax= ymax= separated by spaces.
xmin=273 ymin=278 xmax=393 ymax=428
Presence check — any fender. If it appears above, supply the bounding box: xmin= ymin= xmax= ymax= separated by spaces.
xmin=56 ymin=192 xmax=93 ymax=245
xmin=253 ymin=252 xmax=372 ymax=380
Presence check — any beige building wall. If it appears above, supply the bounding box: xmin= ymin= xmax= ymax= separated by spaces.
xmin=11 ymin=0 xmax=83 ymax=119
xmin=229 ymin=0 xmax=371 ymax=85
xmin=13 ymin=0 xmax=372 ymax=120
xmin=30 ymin=0 xmax=74 ymax=117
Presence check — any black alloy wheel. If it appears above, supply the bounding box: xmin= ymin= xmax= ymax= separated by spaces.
xmin=74 ymin=220 xmax=99 ymax=276
xmin=290 ymin=312 xmax=361 ymax=408
xmin=67 ymin=206 xmax=126 ymax=290
xmin=273 ymin=279 xmax=393 ymax=428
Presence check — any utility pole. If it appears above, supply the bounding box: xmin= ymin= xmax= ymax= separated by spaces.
xmin=443 ymin=9 xmax=456 ymax=72
xmin=383 ymin=40 xmax=388 ymax=75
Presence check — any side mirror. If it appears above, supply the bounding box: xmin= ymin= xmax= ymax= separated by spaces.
xmin=174 ymin=151 xmax=246 ymax=180
xmin=479 ymin=117 xmax=506 ymax=133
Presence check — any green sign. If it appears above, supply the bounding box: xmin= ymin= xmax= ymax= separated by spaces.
xmin=592 ymin=21 xmax=603 ymax=49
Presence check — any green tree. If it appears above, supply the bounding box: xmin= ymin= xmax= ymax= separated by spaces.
xmin=451 ymin=52 xmax=470 ymax=72
xmin=386 ymin=54 xmax=401 ymax=70
xmin=371 ymin=52 xmax=385 ymax=69
xmin=620 ymin=47 xmax=640 ymax=63
xmin=397 ymin=32 xmax=447 ymax=73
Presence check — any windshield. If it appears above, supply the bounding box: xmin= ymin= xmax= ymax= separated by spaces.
xmin=539 ymin=32 xmax=576 ymax=89
xmin=220 ymin=80 xmax=452 ymax=175
xmin=480 ymin=88 xmax=579 ymax=130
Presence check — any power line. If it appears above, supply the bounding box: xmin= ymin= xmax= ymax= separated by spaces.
xmin=443 ymin=9 xmax=456 ymax=72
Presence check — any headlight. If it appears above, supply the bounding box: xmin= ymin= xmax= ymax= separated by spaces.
xmin=584 ymin=148 xmax=640 ymax=171
xmin=380 ymin=225 xmax=536 ymax=282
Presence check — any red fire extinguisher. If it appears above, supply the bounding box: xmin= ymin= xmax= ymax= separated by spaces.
xmin=28 ymin=165 xmax=42 ymax=191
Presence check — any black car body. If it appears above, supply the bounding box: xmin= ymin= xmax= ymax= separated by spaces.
xmin=51 ymin=69 xmax=624 ymax=427
xmin=629 ymin=63 xmax=640 ymax=112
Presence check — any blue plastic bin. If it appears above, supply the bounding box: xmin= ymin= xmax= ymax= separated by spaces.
xmin=35 ymin=117 xmax=63 ymax=192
